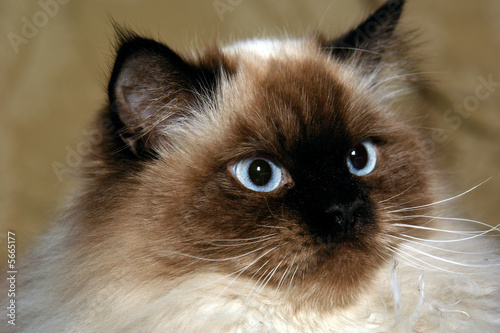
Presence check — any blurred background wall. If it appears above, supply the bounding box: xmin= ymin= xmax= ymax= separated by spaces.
xmin=1 ymin=0 xmax=499 ymax=259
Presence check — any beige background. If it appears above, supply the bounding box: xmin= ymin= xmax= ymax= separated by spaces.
xmin=1 ymin=0 xmax=499 ymax=259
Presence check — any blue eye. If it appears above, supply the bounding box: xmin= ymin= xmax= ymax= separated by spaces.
xmin=347 ymin=140 xmax=377 ymax=176
xmin=233 ymin=157 xmax=284 ymax=192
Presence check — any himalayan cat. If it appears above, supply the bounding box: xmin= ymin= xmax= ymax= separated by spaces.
xmin=6 ymin=0 xmax=500 ymax=331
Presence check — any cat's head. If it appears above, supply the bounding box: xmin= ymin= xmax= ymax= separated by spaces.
xmin=81 ymin=0 xmax=432 ymax=310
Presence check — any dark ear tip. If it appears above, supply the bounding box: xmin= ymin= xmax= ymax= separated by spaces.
xmin=110 ymin=23 xmax=151 ymax=56
xmin=382 ymin=0 xmax=405 ymax=14
xmin=113 ymin=33 xmax=166 ymax=64
xmin=107 ymin=30 xmax=173 ymax=103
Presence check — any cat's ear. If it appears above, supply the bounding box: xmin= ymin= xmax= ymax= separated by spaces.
xmin=325 ymin=0 xmax=404 ymax=62
xmin=108 ymin=31 xmax=216 ymax=159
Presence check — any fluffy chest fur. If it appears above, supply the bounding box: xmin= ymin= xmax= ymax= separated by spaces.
xmin=7 ymin=0 xmax=500 ymax=332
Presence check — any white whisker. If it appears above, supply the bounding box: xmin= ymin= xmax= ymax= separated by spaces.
xmin=387 ymin=246 xmax=427 ymax=271
xmin=288 ymin=262 xmax=301 ymax=290
xmin=389 ymin=178 xmax=492 ymax=214
xmin=388 ymin=245 xmax=459 ymax=274
xmin=249 ymin=259 xmax=284 ymax=303
xmin=210 ymin=234 xmax=279 ymax=242
xmin=392 ymin=223 xmax=490 ymax=236
xmin=162 ymin=246 xmax=265 ymax=262
xmin=264 ymin=196 xmax=289 ymax=223
xmin=400 ymin=243 xmax=500 ymax=268
xmin=209 ymin=235 xmax=277 ymax=247
xmin=398 ymin=215 xmax=500 ymax=233
xmin=245 ymin=266 xmax=272 ymax=305
xmin=320 ymin=46 xmax=382 ymax=56
xmin=387 ymin=234 xmax=500 ymax=256
xmin=255 ymin=224 xmax=290 ymax=230
xmin=398 ymin=231 xmax=495 ymax=244
xmin=366 ymin=71 xmax=462 ymax=94
xmin=215 ymin=245 xmax=281 ymax=300
xmin=275 ymin=253 xmax=297 ymax=294
xmin=242 ymin=259 xmax=272 ymax=294
xmin=379 ymin=177 xmax=422 ymax=204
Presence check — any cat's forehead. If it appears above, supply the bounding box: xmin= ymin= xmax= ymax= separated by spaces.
xmin=223 ymin=38 xmax=312 ymax=59
xmin=212 ymin=38 xmax=386 ymax=149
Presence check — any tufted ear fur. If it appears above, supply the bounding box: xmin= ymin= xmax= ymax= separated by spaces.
xmin=326 ymin=0 xmax=405 ymax=63
xmin=107 ymin=31 xmax=217 ymax=159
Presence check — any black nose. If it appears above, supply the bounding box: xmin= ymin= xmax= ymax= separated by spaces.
xmin=324 ymin=199 xmax=363 ymax=232
xmin=283 ymin=155 xmax=375 ymax=245
xmin=293 ymin=192 xmax=374 ymax=245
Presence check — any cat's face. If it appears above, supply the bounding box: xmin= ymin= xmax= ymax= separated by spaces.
xmin=83 ymin=0 xmax=432 ymax=310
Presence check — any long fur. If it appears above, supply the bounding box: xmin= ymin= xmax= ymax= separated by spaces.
xmin=3 ymin=1 xmax=499 ymax=332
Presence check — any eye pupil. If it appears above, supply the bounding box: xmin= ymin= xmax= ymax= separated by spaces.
xmin=233 ymin=156 xmax=285 ymax=192
xmin=349 ymin=144 xmax=369 ymax=170
xmin=248 ymin=159 xmax=273 ymax=186
xmin=347 ymin=140 xmax=377 ymax=176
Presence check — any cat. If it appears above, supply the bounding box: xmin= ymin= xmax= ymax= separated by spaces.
xmin=5 ymin=0 xmax=500 ymax=331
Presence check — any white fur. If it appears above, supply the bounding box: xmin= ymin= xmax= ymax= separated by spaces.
xmin=224 ymin=38 xmax=305 ymax=59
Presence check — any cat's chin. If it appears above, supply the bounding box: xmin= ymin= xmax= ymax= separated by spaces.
xmin=222 ymin=236 xmax=387 ymax=312
xmin=292 ymin=243 xmax=384 ymax=309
